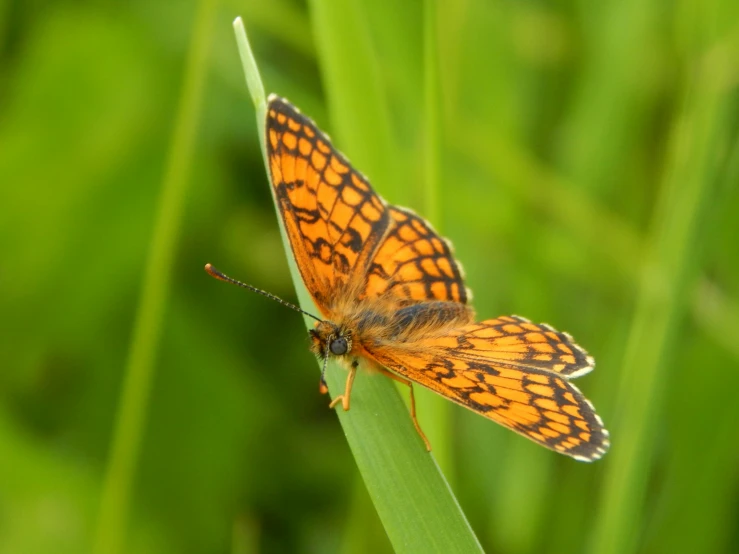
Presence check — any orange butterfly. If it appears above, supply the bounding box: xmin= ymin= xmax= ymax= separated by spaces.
xmin=207 ymin=95 xmax=609 ymax=462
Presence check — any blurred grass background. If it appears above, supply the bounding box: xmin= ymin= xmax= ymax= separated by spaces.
xmin=1 ymin=0 xmax=738 ymax=553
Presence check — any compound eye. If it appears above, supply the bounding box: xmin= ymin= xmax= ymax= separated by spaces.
xmin=329 ymin=337 xmax=348 ymax=355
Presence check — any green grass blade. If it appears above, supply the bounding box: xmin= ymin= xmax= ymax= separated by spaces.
xmin=233 ymin=17 xmax=266 ymax=141
xmin=306 ymin=0 xmax=396 ymax=191
xmin=416 ymin=0 xmax=454 ymax=478
xmin=589 ymin=36 xmax=732 ymax=554
xmin=233 ymin=16 xmax=483 ymax=554
xmin=93 ymin=1 xmax=217 ymax=553
xmin=423 ymin=0 xmax=441 ymax=228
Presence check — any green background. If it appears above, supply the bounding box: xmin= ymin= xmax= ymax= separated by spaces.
xmin=2 ymin=0 xmax=738 ymax=553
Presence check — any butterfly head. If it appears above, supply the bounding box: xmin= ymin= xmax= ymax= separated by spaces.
xmin=310 ymin=320 xmax=354 ymax=359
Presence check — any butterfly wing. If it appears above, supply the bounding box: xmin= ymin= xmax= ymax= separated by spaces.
xmin=363 ymin=206 xmax=469 ymax=304
xmin=446 ymin=315 xmax=596 ymax=377
xmin=266 ymin=96 xmax=390 ymax=312
xmin=363 ymin=315 xmax=609 ymax=461
xmin=266 ymin=96 xmax=469 ymax=312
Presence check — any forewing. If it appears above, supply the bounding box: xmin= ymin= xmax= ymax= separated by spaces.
xmin=363 ymin=207 xmax=469 ymax=304
xmin=363 ymin=316 xmax=608 ymax=461
xmin=266 ymin=96 xmax=390 ymax=311
xmin=267 ymin=96 xmax=468 ymax=310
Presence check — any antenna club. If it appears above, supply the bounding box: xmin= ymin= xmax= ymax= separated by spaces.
xmin=204 ymin=263 xmax=229 ymax=282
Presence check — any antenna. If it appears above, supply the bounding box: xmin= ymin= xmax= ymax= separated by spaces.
xmin=204 ymin=263 xmax=322 ymax=322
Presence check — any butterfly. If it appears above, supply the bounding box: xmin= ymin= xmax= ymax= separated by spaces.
xmin=206 ymin=95 xmax=609 ymax=462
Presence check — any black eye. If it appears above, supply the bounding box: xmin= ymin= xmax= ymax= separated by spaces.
xmin=329 ymin=337 xmax=348 ymax=355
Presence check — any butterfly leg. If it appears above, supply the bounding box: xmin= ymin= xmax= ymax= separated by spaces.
xmin=329 ymin=360 xmax=358 ymax=411
xmin=377 ymin=367 xmax=432 ymax=452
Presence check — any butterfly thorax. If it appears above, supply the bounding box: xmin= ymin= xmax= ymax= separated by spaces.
xmin=309 ymin=297 xmax=474 ymax=362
